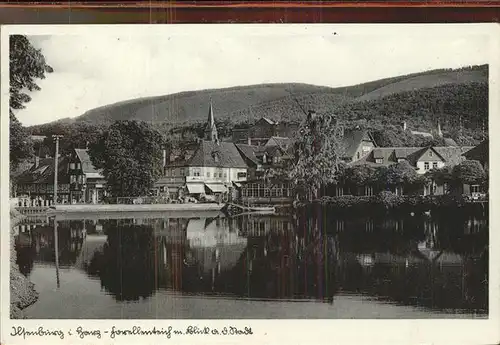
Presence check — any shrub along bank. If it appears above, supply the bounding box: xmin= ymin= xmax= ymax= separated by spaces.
xmin=298 ymin=192 xmax=484 ymax=215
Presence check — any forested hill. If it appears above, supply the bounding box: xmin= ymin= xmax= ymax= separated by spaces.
xmin=33 ymin=64 xmax=488 ymax=141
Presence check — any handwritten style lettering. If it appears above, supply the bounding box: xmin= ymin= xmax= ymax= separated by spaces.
xmin=76 ymin=326 xmax=101 ymax=339
xmin=110 ymin=326 xmax=173 ymax=339
xmin=10 ymin=326 xmax=65 ymax=340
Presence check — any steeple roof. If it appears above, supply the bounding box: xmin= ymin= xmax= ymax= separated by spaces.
xmin=204 ymin=99 xmax=218 ymax=141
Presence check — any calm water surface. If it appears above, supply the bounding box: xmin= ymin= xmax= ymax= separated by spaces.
xmin=14 ymin=210 xmax=488 ymax=319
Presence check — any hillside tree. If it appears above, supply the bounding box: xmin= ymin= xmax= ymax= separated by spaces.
xmin=88 ymin=121 xmax=165 ymax=198
xmin=9 ymin=35 xmax=53 ymax=170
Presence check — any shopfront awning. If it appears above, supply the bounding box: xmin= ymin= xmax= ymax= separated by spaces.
xmin=186 ymin=183 xmax=205 ymax=194
xmin=232 ymin=182 xmax=242 ymax=188
xmin=205 ymin=184 xmax=227 ymax=193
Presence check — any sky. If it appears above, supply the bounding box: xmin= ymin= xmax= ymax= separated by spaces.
xmin=9 ymin=25 xmax=492 ymax=126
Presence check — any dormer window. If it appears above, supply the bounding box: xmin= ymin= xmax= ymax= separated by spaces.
xmin=375 ymin=158 xmax=383 ymax=164
xmin=429 ymin=151 xmax=433 ymax=157
xmin=211 ymin=151 xmax=221 ymax=163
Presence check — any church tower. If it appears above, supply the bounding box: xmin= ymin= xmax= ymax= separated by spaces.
xmin=204 ymin=99 xmax=219 ymax=142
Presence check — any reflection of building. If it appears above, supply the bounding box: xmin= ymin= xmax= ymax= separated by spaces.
xmin=157 ymin=102 xmax=248 ymax=199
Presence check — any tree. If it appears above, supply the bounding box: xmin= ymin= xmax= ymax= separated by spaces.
xmin=89 ymin=121 xmax=165 ymax=198
xmin=9 ymin=112 xmax=33 ymax=170
xmin=9 ymin=35 xmax=53 ymax=169
xmin=289 ymin=112 xmax=344 ymax=200
xmin=452 ymin=160 xmax=485 ymax=185
xmin=382 ymin=160 xmax=418 ymax=186
xmin=343 ymin=164 xmax=379 ymax=187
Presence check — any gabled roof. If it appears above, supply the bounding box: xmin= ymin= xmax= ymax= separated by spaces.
xmin=258 ymin=117 xmax=275 ymax=125
xmin=435 ymin=146 xmax=474 ymax=166
xmin=74 ymin=149 xmax=102 ymax=175
xmin=341 ymin=129 xmax=377 ymax=158
xmin=463 ymin=140 xmax=488 ymax=162
xmin=265 ymin=136 xmax=294 ymax=151
xmin=188 ymin=141 xmax=247 ymax=168
xmin=16 ymin=157 xmax=70 ymax=185
xmin=235 ymin=144 xmax=260 ymax=166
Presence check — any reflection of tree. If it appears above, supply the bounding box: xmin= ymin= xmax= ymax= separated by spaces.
xmin=328 ymin=211 xmax=488 ymax=312
xmin=87 ymin=222 xmax=156 ymax=301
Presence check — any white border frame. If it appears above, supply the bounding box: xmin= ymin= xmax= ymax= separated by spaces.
xmin=1 ymin=24 xmax=499 ymax=345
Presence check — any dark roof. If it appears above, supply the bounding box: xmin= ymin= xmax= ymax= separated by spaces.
xmin=463 ymin=140 xmax=488 ymax=162
xmin=235 ymin=144 xmax=260 ymax=166
xmin=341 ymin=129 xmax=376 ymax=158
xmin=16 ymin=156 xmax=70 ymax=184
xmin=74 ymin=149 xmax=101 ymax=175
xmin=188 ymin=140 xmax=247 ymax=168
xmin=352 ymin=146 xmax=473 ymax=168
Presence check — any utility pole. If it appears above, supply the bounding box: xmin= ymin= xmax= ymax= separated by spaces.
xmin=52 ymin=135 xmax=63 ymax=205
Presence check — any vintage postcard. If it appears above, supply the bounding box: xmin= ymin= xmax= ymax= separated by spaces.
xmin=1 ymin=23 xmax=499 ymax=345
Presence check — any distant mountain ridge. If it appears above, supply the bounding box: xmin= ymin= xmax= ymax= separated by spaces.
xmin=39 ymin=64 xmax=488 ymax=128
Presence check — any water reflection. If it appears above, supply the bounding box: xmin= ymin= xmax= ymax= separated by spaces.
xmin=14 ymin=210 xmax=488 ymax=315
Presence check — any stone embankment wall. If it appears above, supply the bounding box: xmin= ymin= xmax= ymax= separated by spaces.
xmin=10 ymin=207 xmax=38 ymax=319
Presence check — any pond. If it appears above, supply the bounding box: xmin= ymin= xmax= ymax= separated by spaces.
xmin=14 ymin=209 xmax=488 ymax=319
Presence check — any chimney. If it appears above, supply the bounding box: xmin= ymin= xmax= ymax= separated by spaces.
xmin=402 ymin=122 xmax=407 ymax=131
xmin=162 ymin=149 xmax=167 ymax=167
xmin=437 ymin=122 xmax=443 ymax=137
xmin=34 ymin=156 xmax=40 ymax=168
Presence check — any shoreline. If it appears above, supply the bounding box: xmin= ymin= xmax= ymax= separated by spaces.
xmin=10 ymin=207 xmax=39 ymax=319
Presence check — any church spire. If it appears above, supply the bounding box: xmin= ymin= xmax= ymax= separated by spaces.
xmin=204 ymin=99 xmax=218 ymax=142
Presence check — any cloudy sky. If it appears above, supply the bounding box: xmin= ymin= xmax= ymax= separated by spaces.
xmin=10 ymin=25 xmax=492 ymax=126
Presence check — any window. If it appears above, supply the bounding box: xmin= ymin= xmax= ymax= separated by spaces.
xmin=432 ymin=162 xmax=438 ymax=169
xmin=365 ymin=185 xmax=373 ymax=196
xmin=471 ymin=185 xmax=481 ymax=193
xmin=375 ymin=158 xmax=383 ymax=164
xmin=70 ymin=175 xmax=76 ymax=183
xmin=180 ymin=168 xmax=185 ymax=176
xmin=397 ymin=158 xmax=405 ymax=163
xmin=362 ymin=146 xmax=371 ymax=152
xmin=357 ymin=152 xmax=360 ymax=160
xmin=76 ymin=163 xmax=81 ymax=169
xmin=77 ymin=175 xmax=83 ymax=184
xmin=69 ymin=163 xmax=76 ymax=170
xmin=424 ymin=162 xmax=430 ymax=170
xmin=193 ymin=168 xmax=201 ymax=177
xmin=429 ymin=151 xmax=433 ymax=157
xmin=237 ymin=172 xmax=247 ymax=179
xmin=207 ymin=171 xmax=211 ymax=178
xmin=217 ymin=169 xmax=223 ymax=178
